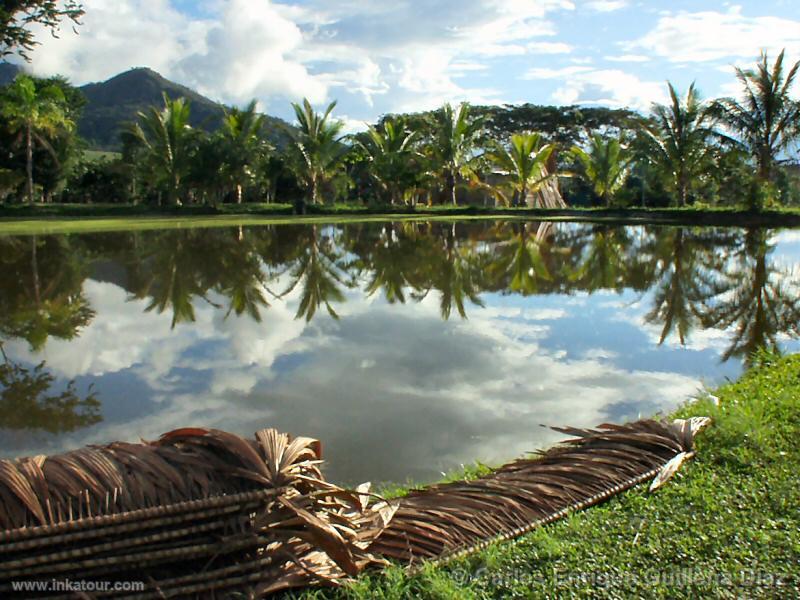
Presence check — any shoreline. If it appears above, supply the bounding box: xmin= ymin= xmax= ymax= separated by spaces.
xmin=2 ymin=204 xmax=800 ymax=235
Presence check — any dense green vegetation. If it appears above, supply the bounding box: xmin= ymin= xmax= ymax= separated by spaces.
xmin=1 ymin=51 xmax=798 ymax=212
xmin=291 ymin=351 xmax=800 ymax=599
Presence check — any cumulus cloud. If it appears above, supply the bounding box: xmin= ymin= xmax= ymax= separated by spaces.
xmin=524 ymin=66 xmax=668 ymax=110
xmin=627 ymin=6 xmax=800 ymax=63
xmin=25 ymin=0 xmax=210 ymax=84
xmin=175 ymin=0 xmax=327 ymax=106
xmin=24 ymin=0 xmax=328 ymax=106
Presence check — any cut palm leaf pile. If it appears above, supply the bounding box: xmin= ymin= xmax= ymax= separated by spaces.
xmin=0 ymin=418 xmax=706 ymax=598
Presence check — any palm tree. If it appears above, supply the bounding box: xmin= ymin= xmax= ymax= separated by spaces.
xmin=642 ymin=83 xmax=717 ymax=206
xmin=570 ymin=134 xmax=631 ymax=206
xmin=713 ymin=50 xmax=800 ymax=183
xmin=488 ymin=133 xmax=566 ymax=208
xmin=123 ymin=93 xmax=194 ymax=206
xmin=356 ymin=119 xmax=418 ymax=205
xmin=0 ymin=75 xmax=73 ymax=204
xmin=488 ymin=222 xmax=553 ymax=294
xmin=280 ymin=226 xmax=351 ymax=321
xmin=643 ymin=228 xmax=727 ymax=345
xmin=434 ymin=102 xmax=484 ymax=205
xmin=701 ymin=229 xmax=800 ymax=365
xmin=220 ymin=100 xmax=268 ymax=204
xmin=287 ymin=99 xmax=345 ymax=204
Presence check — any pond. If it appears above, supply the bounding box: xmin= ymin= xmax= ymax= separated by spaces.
xmin=1 ymin=220 xmax=799 ymax=486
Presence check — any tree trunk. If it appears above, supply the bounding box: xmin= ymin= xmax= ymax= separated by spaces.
xmin=446 ymin=170 xmax=457 ymax=205
xmin=31 ymin=235 xmax=41 ymax=306
xmin=26 ymin=124 xmax=34 ymax=205
xmin=236 ymin=183 xmax=243 ymax=204
xmin=311 ymin=175 xmax=319 ymax=205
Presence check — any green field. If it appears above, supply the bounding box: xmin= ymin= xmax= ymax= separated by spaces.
xmin=3 ymin=203 xmax=800 ymax=236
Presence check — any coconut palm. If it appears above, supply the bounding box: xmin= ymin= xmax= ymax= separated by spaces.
xmin=287 ymin=99 xmax=346 ymax=204
xmin=281 ymin=226 xmax=351 ymax=321
xmin=123 ymin=93 xmax=194 ymax=205
xmin=356 ymin=119 xmax=418 ymax=205
xmin=0 ymin=75 xmax=73 ymax=204
xmin=487 ymin=132 xmax=558 ymax=207
xmin=570 ymin=134 xmax=631 ymax=206
xmin=488 ymin=222 xmax=553 ymax=295
xmin=643 ymin=228 xmax=728 ymax=345
xmin=713 ymin=50 xmax=800 ymax=183
xmin=220 ymin=100 xmax=268 ymax=204
xmin=701 ymin=229 xmax=800 ymax=365
xmin=433 ymin=102 xmax=484 ymax=205
xmin=642 ymin=83 xmax=717 ymax=206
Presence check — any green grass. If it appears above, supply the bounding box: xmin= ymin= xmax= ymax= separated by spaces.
xmin=295 ymin=352 xmax=800 ymax=599
xmin=2 ymin=202 xmax=800 ymax=235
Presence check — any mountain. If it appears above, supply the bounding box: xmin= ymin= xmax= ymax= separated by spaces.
xmin=76 ymin=68 xmax=291 ymax=150
xmin=0 ymin=62 xmax=22 ymax=86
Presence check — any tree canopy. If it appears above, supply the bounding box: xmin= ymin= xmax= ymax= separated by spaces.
xmin=1 ymin=1 xmax=84 ymax=60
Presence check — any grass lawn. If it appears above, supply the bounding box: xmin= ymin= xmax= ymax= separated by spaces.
xmin=295 ymin=352 xmax=800 ymax=599
xmin=3 ymin=203 xmax=800 ymax=235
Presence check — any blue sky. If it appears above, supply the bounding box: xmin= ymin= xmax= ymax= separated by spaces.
xmin=18 ymin=0 xmax=800 ymax=130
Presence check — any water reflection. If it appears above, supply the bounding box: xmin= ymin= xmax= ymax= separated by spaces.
xmin=0 ymin=343 xmax=101 ymax=433
xmin=0 ymin=221 xmax=798 ymax=484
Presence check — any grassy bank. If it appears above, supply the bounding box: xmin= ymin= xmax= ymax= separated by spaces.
xmin=2 ymin=203 xmax=800 ymax=235
xmin=298 ymin=352 xmax=800 ymax=599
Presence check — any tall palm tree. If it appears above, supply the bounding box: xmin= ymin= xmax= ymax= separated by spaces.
xmin=701 ymin=229 xmax=800 ymax=365
xmin=488 ymin=222 xmax=553 ymax=295
xmin=434 ymin=102 xmax=484 ymax=205
xmin=280 ymin=226 xmax=351 ymax=321
xmin=570 ymin=134 xmax=631 ymax=206
xmin=123 ymin=93 xmax=194 ymax=206
xmin=487 ymin=132 xmax=558 ymax=207
xmin=643 ymin=83 xmax=717 ymax=206
xmin=356 ymin=119 xmax=418 ymax=205
xmin=643 ymin=228 xmax=726 ymax=345
xmin=220 ymin=100 xmax=268 ymax=204
xmin=287 ymin=99 xmax=345 ymax=204
xmin=713 ymin=50 xmax=800 ymax=183
xmin=0 ymin=75 xmax=73 ymax=204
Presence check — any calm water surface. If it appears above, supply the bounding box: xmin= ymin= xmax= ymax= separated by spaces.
xmin=1 ymin=221 xmax=799 ymax=485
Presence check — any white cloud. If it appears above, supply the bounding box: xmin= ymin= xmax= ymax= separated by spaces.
xmin=24 ymin=0 xmax=328 ymax=107
xmin=25 ymin=0 xmax=211 ymax=84
xmin=524 ymin=66 xmax=668 ymax=110
xmin=528 ymin=41 xmax=574 ymax=54
xmin=586 ymin=0 xmax=629 ymax=12
xmin=627 ymin=7 xmax=800 ymax=63
xmin=175 ymin=0 xmax=327 ymax=106
xmin=604 ymin=54 xmax=651 ymax=63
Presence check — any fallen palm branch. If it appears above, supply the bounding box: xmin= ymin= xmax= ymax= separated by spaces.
xmin=368 ymin=417 xmax=709 ymax=566
xmin=0 ymin=417 xmax=708 ymax=597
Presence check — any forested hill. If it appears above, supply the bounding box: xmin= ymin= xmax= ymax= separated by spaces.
xmin=78 ymin=68 xmax=293 ymax=150
xmin=0 ymin=64 xmax=292 ymax=150
xmin=0 ymin=62 xmax=21 ymax=85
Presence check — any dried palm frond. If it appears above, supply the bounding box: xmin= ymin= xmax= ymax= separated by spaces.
xmin=368 ymin=418 xmax=706 ymax=565
xmin=0 ymin=428 xmax=392 ymax=598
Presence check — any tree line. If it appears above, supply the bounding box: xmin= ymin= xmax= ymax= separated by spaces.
xmin=0 ymin=51 xmax=798 ymax=210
